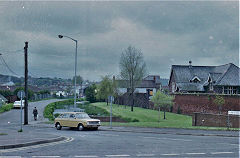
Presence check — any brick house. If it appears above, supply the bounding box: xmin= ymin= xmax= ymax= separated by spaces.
xmin=115 ymin=75 xmax=161 ymax=108
xmin=116 ymin=75 xmax=161 ymax=97
xmin=169 ymin=62 xmax=240 ymax=94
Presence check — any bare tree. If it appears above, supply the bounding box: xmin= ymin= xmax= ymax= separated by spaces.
xmin=119 ymin=46 xmax=147 ymax=111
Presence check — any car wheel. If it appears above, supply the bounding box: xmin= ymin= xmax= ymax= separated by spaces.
xmin=93 ymin=127 xmax=98 ymax=130
xmin=56 ymin=123 xmax=62 ymax=130
xmin=78 ymin=124 xmax=84 ymax=131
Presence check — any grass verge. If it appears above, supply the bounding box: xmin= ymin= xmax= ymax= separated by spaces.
xmin=0 ymin=133 xmax=7 ymax=135
xmin=91 ymin=102 xmax=240 ymax=131
xmin=0 ymin=103 xmax=13 ymax=114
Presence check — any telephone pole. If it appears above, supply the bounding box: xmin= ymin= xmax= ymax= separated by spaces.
xmin=24 ymin=42 xmax=28 ymax=125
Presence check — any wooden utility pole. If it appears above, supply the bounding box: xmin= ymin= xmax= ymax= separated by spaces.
xmin=24 ymin=42 xmax=28 ymax=125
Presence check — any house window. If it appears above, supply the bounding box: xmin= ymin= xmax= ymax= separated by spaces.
xmin=149 ymin=90 xmax=153 ymax=96
xmin=190 ymin=76 xmax=201 ymax=83
xmin=223 ymin=86 xmax=237 ymax=94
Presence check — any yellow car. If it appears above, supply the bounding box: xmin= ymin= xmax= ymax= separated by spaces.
xmin=54 ymin=112 xmax=101 ymax=131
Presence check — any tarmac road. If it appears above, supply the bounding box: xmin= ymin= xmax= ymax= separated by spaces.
xmin=0 ymin=99 xmax=62 ymax=126
xmin=0 ymin=99 xmax=239 ymax=158
xmin=0 ymin=125 xmax=239 ymax=158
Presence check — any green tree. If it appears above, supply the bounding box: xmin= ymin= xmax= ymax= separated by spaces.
xmin=85 ymin=84 xmax=97 ymax=103
xmin=0 ymin=90 xmax=13 ymax=97
xmin=73 ymin=75 xmax=84 ymax=97
xmin=13 ymin=87 xmax=34 ymax=100
xmin=72 ymin=75 xmax=83 ymax=85
xmin=214 ymin=95 xmax=225 ymax=114
xmin=119 ymin=45 xmax=147 ymax=111
xmin=96 ymin=76 xmax=114 ymax=105
xmin=151 ymin=90 xmax=174 ymax=120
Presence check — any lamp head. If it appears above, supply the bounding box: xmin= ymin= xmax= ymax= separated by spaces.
xmin=58 ymin=35 xmax=63 ymax=38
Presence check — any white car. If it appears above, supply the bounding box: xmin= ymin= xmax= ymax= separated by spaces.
xmin=13 ymin=100 xmax=25 ymax=108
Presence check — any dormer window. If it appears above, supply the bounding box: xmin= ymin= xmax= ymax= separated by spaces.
xmin=190 ymin=76 xmax=201 ymax=83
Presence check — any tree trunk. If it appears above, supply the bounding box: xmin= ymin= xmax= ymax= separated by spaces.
xmin=131 ymin=93 xmax=134 ymax=112
xmin=158 ymin=106 xmax=160 ymax=122
xmin=164 ymin=107 xmax=166 ymax=120
xmin=106 ymin=98 xmax=108 ymax=105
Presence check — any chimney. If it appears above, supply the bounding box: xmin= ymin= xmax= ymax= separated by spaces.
xmin=189 ymin=60 xmax=192 ymax=68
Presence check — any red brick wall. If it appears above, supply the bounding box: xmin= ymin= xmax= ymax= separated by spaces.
xmin=91 ymin=116 xmax=127 ymax=123
xmin=192 ymin=113 xmax=240 ymax=128
xmin=173 ymin=93 xmax=240 ymax=115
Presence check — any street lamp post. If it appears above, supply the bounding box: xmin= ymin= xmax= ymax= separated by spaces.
xmin=58 ymin=35 xmax=78 ymax=109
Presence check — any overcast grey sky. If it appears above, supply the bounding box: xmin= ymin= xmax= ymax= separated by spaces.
xmin=0 ymin=1 xmax=238 ymax=81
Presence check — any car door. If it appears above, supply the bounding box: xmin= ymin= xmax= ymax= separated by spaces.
xmin=61 ymin=113 xmax=70 ymax=127
xmin=67 ymin=114 xmax=76 ymax=127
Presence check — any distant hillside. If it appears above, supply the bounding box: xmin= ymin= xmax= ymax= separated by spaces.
xmin=160 ymin=78 xmax=169 ymax=86
xmin=0 ymin=74 xmax=23 ymax=84
xmin=0 ymin=74 xmax=72 ymax=87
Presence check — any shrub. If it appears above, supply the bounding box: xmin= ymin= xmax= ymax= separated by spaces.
xmin=0 ymin=103 xmax=13 ymax=113
xmin=54 ymin=113 xmax=60 ymax=118
xmin=43 ymin=98 xmax=85 ymax=121
xmin=132 ymin=118 xmax=139 ymax=122
xmin=177 ymin=106 xmax=182 ymax=114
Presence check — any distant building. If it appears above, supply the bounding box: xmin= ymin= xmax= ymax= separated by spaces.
xmin=1 ymin=81 xmax=15 ymax=86
xmin=116 ymin=75 xmax=161 ymax=97
xmin=56 ymin=91 xmax=67 ymax=97
xmin=169 ymin=62 xmax=240 ymax=94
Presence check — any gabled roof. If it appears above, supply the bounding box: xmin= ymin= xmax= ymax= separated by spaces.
xmin=216 ymin=64 xmax=240 ymax=86
xmin=176 ymin=83 xmax=204 ymax=92
xmin=170 ymin=63 xmax=239 ymax=87
xmin=144 ymin=75 xmax=161 ymax=84
xmin=116 ymin=80 xmax=158 ymax=89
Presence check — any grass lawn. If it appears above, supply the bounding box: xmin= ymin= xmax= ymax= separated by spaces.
xmin=91 ymin=102 xmax=239 ymax=131
xmin=91 ymin=102 xmax=192 ymax=128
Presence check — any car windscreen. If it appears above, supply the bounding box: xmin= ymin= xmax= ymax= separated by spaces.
xmin=75 ymin=113 xmax=90 ymax=119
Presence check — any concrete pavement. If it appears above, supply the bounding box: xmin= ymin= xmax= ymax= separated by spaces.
xmin=0 ymin=127 xmax=65 ymax=149
xmin=0 ymin=99 xmax=65 ymax=150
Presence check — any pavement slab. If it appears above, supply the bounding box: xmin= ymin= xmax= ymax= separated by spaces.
xmin=0 ymin=127 xmax=65 ymax=149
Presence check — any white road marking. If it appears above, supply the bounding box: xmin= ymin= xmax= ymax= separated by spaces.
xmin=0 ymin=137 xmax=74 ymax=153
xmin=161 ymin=153 xmax=179 ymax=156
xmin=218 ymin=143 xmax=239 ymax=146
xmin=99 ymin=134 xmax=119 ymax=137
xmin=211 ymin=152 xmax=234 ymax=154
xmin=0 ymin=157 xmax=21 ymax=158
xmin=32 ymin=156 xmax=60 ymax=158
xmin=74 ymin=156 xmax=98 ymax=158
xmin=142 ymin=136 xmax=191 ymax=142
xmin=185 ymin=153 xmax=206 ymax=155
xmin=136 ymin=154 xmax=155 ymax=157
xmin=142 ymin=137 xmax=156 ymax=139
xmin=158 ymin=138 xmax=192 ymax=142
xmin=105 ymin=155 xmax=130 ymax=157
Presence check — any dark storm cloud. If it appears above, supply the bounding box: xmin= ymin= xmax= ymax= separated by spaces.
xmin=0 ymin=1 xmax=238 ymax=81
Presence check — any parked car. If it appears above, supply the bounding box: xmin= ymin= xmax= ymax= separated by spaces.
xmin=54 ymin=112 xmax=101 ymax=131
xmin=13 ymin=100 xmax=25 ymax=108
